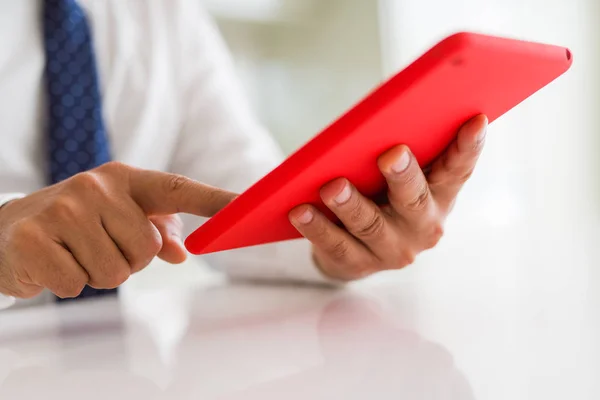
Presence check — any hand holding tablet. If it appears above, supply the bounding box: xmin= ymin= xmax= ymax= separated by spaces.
xmin=185 ymin=31 xmax=573 ymax=257
xmin=289 ymin=113 xmax=490 ymax=280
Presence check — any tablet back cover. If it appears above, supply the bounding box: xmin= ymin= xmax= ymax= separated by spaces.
xmin=185 ymin=32 xmax=572 ymax=255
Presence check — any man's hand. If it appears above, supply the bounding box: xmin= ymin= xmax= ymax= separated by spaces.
xmin=289 ymin=115 xmax=488 ymax=281
xmin=0 ymin=162 xmax=236 ymax=299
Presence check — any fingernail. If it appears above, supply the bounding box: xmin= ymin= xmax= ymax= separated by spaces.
xmin=457 ymin=116 xmax=487 ymax=153
xmin=295 ymin=209 xmax=314 ymax=224
xmin=334 ymin=183 xmax=352 ymax=204
xmin=472 ymin=116 xmax=488 ymax=148
xmin=477 ymin=125 xmax=487 ymax=145
xmin=391 ymin=150 xmax=411 ymax=174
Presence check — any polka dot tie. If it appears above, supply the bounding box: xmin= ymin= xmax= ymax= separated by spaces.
xmin=43 ymin=0 xmax=116 ymax=301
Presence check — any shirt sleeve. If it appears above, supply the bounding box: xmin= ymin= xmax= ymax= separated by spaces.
xmin=0 ymin=193 xmax=25 ymax=208
xmin=0 ymin=193 xmax=25 ymax=310
xmin=166 ymin=3 xmax=342 ymax=287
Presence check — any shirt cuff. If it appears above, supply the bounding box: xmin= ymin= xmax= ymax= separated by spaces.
xmin=0 ymin=193 xmax=25 ymax=310
xmin=0 ymin=294 xmax=15 ymax=310
xmin=0 ymin=193 xmax=26 ymax=208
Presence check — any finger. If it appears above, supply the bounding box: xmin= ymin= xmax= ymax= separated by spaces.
xmin=59 ymin=211 xmax=132 ymax=290
xmin=1 ymin=221 xmax=86 ymax=299
xmin=11 ymin=282 xmax=43 ymax=299
xmin=0 ymin=258 xmax=43 ymax=299
xmin=101 ymin=198 xmax=163 ymax=273
xmin=26 ymin=241 xmax=90 ymax=299
xmin=377 ymin=145 xmax=437 ymax=229
xmin=428 ymin=114 xmax=487 ymax=207
xmin=149 ymin=214 xmax=187 ymax=264
xmin=127 ymin=169 xmax=237 ymax=217
xmin=319 ymin=178 xmax=400 ymax=256
xmin=288 ymin=205 xmax=377 ymax=281
xmin=1 ymin=277 xmax=43 ymax=300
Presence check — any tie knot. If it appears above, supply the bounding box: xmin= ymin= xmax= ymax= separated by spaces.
xmin=44 ymin=0 xmax=86 ymax=32
xmin=45 ymin=0 xmax=78 ymax=9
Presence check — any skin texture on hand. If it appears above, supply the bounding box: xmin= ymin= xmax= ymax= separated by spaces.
xmin=289 ymin=115 xmax=488 ymax=282
xmin=0 ymin=115 xmax=486 ymax=299
xmin=0 ymin=162 xmax=236 ymax=299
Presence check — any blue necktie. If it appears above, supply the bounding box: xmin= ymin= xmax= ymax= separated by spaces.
xmin=43 ymin=0 xmax=116 ymax=301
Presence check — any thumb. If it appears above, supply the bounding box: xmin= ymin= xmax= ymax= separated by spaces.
xmin=150 ymin=214 xmax=188 ymax=264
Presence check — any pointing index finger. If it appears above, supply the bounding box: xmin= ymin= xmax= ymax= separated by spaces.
xmin=128 ymin=169 xmax=237 ymax=216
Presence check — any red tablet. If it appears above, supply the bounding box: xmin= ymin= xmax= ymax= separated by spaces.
xmin=185 ymin=31 xmax=572 ymax=255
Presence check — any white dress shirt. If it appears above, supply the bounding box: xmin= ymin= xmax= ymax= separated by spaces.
xmin=0 ymin=0 xmax=336 ymax=308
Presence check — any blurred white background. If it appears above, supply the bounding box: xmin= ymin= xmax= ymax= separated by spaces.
xmin=4 ymin=2 xmax=592 ymax=397
xmin=184 ymin=5 xmax=600 ymax=397
xmin=133 ymin=0 xmax=600 ymax=302
xmin=200 ymin=0 xmax=599 ymax=275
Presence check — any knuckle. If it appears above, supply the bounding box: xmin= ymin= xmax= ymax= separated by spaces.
xmin=388 ymin=248 xmax=417 ymax=270
xmin=201 ymin=189 xmax=230 ymax=216
xmin=98 ymin=161 xmax=127 ymax=173
xmin=423 ymin=222 xmax=444 ymax=249
xmin=70 ymin=171 xmax=103 ymax=191
xmin=55 ymin=277 xmax=86 ymax=299
xmin=310 ymin=219 xmax=329 ymax=241
xmin=129 ymin=260 xmax=150 ymax=275
xmin=110 ymin=268 xmax=131 ymax=288
xmin=142 ymin=228 xmax=163 ymax=256
xmin=147 ymin=232 xmax=163 ymax=255
xmin=349 ymin=263 xmax=375 ymax=279
xmin=92 ymin=268 xmax=130 ymax=290
xmin=344 ymin=198 xmax=363 ymax=223
xmin=328 ymin=240 xmax=350 ymax=262
xmin=129 ymin=228 xmax=162 ymax=272
xmin=165 ymin=174 xmax=191 ymax=194
xmin=11 ymin=219 xmax=39 ymax=239
xmin=91 ymin=163 xmax=129 ymax=192
xmin=440 ymin=151 xmax=453 ymax=172
xmin=11 ymin=283 xmax=44 ymax=299
xmin=10 ymin=222 xmax=45 ymax=252
xmin=405 ymin=185 xmax=430 ymax=211
xmin=457 ymin=168 xmax=475 ymax=184
xmin=354 ymin=212 xmax=386 ymax=239
xmin=447 ymin=167 xmax=475 ymax=185
xmin=19 ymin=287 xmax=44 ymax=299
xmin=394 ymin=249 xmax=416 ymax=268
xmin=4 ymin=276 xmax=42 ymax=299
xmin=49 ymin=196 xmax=81 ymax=221
xmin=56 ymin=290 xmax=78 ymax=299
xmin=344 ymin=201 xmax=375 ymax=235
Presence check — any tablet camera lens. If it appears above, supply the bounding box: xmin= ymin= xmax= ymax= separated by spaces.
xmin=451 ymin=57 xmax=464 ymax=66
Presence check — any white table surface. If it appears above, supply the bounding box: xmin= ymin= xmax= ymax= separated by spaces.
xmin=1 ymin=211 xmax=600 ymax=400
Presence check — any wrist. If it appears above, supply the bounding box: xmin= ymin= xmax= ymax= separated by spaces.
xmin=0 ymin=194 xmax=24 ymax=310
xmin=0 ymin=193 xmax=26 ymax=209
